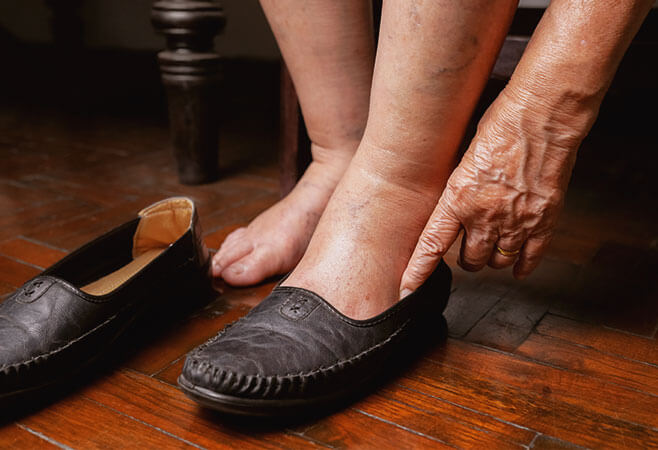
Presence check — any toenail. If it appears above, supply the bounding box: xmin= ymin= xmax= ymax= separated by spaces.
xmin=399 ymin=288 xmax=413 ymax=299
xmin=227 ymin=264 xmax=244 ymax=275
xmin=212 ymin=260 xmax=222 ymax=275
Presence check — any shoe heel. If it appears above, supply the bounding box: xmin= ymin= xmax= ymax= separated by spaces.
xmin=175 ymin=257 xmax=216 ymax=310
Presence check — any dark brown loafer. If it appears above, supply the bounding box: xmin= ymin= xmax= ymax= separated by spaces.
xmin=179 ymin=260 xmax=452 ymax=417
xmin=0 ymin=197 xmax=211 ymax=401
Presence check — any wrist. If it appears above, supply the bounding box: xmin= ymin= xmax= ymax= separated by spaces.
xmin=500 ymin=76 xmax=600 ymax=149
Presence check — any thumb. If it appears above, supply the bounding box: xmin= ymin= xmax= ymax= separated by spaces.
xmin=400 ymin=200 xmax=461 ymax=298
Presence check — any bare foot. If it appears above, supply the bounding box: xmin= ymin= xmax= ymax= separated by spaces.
xmin=213 ymin=146 xmax=352 ymax=286
xmin=281 ymin=143 xmax=445 ymax=320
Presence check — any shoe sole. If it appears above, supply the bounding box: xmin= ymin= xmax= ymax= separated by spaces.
xmin=177 ymin=373 xmax=361 ymax=417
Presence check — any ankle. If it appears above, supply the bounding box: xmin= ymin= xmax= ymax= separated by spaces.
xmin=295 ymin=141 xmax=355 ymax=191
xmin=348 ymin=139 xmax=449 ymax=201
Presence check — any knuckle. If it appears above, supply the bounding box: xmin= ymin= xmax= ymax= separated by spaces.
xmin=470 ymin=232 xmax=495 ymax=247
xmin=499 ymin=230 xmax=523 ymax=244
xmin=418 ymin=232 xmax=447 ymax=258
xmin=459 ymin=253 xmax=485 ymax=271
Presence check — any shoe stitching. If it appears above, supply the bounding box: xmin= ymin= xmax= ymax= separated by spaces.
xmin=189 ymin=318 xmax=411 ymax=394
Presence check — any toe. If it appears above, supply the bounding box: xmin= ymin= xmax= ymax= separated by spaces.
xmin=221 ymin=245 xmax=282 ymax=286
xmin=212 ymin=236 xmax=254 ymax=277
xmin=217 ymin=227 xmax=247 ymax=253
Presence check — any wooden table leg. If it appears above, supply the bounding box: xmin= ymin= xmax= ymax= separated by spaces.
xmin=151 ymin=0 xmax=226 ymax=185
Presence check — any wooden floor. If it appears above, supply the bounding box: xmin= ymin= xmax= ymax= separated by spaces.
xmin=0 ymin=62 xmax=657 ymax=448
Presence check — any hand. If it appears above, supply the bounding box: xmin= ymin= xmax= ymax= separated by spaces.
xmin=400 ymin=86 xmax=588 ymax=295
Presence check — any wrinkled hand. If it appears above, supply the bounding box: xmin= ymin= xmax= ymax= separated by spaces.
xmin=400 ymin=87 xmax=588 ymax=295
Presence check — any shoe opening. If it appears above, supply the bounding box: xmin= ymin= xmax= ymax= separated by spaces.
xmin=81 ymin=197 xmax=194 ymax=295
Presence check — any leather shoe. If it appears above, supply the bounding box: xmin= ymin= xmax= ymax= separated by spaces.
xmin=0 ymin=197 xmax=211 ymax=401
xmin=179 ymin=260 xmax=451 ymax=416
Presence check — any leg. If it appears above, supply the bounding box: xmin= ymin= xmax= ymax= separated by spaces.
xmin=278 ymin=62 xmax=312 ymax=196
xmin=214 ymin=0 xmax=375 ymax=285
xmin=283 ymin=0 xmax=518 ymax=319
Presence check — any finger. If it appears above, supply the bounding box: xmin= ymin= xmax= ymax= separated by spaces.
xmin=488 ymin=233 xmax=526 ymax=269
xmin=513 ymin=235 xmax=552 ymax=279
xmin=458 ymin=229 xmax=497 ymax=272
xmin=400 ymin=202 xmax=461 ymax=297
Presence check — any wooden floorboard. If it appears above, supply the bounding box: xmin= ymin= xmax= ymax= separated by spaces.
xmin=0 ymin=56 xmax=656 ymax=448
xmin=19 ymin=394 xmax=198 ymax=449
xmin=534 ymin=314 xmax=658 ymax=365
xmin=353 ymin=389 xmax=532 ymax=448
xmin=0 ymin=237 xmax=68 ymax=269
xmin=424 ymin=340 xmax=657 ymax=429
xmin=0 ymin=423 xmax=60 ymax=449
xmin=399 ymin=360 xmax=657 ymax=448
xmin=80 ymin=370 xmax=321 ymax=449
xmin=295 ymin=408 xmax=452 ymax=449
xmin=516 ymin=332 xmax=658 ymax=396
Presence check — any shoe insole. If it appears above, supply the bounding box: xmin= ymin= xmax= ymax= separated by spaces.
xmin=81 ymin=249 xmax=164 ymax=296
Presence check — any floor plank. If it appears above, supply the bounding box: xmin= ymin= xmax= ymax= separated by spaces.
xmin=531 ymin=434 xmax=586 ymax=449
xmin=425 ymin=339 xmax=658 ymax=429
xmin=535 ymin=314 xmax=658 ymax=365
xmin=24 ymin=196 xmax=165 ymax=250
xmin=297 ymin=408 xmax=451 ymax=449
xmin=443 ymin=268 xmax=513 ymax=338
xmin=550 ymin=243 xmax=658 ymax=337
xmin=516 ymin=332 xmax=658 ymax=396
xmin=355 ymin=388 xmax=532 ymax=448
xmin=0 ymin=237 xmax=67 ymax=269
xmin=81 ymin=369 xmax=322 ymax=449
xmin=400 ymin=359 xmax=657 ymax=448
xmin=0 ymin=423 xmax=59 ymax=449
xmin=0 ymin=255 xmax=40 ymax=288
xmin=0 ymin=280 xmax=15 ymax=297
xmin=0 ymin=197 xmax=99 ymax=243
xmin=376 ymin=384 xmax=536 ymax=446
xmin=17 ymin=393 xmax=197 ymax=449
xmin=464 ymin=260 xmax=579 ymax=351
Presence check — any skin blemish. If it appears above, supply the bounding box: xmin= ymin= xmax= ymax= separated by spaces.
xmin=348 ymin=198 xmax=369 ymax=219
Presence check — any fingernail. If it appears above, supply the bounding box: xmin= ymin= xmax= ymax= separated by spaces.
xmin=400 ymin=288 xmax=413 ymax=299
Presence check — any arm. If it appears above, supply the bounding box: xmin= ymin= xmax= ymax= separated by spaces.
xmin=400 ymin=0 xmax=654 ymax=294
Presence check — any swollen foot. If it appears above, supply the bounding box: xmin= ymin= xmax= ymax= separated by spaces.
xmin=281 ymin=148 xmax=445 ymax=320
xmin=213 ymin=158 xmax=349 ymax=286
